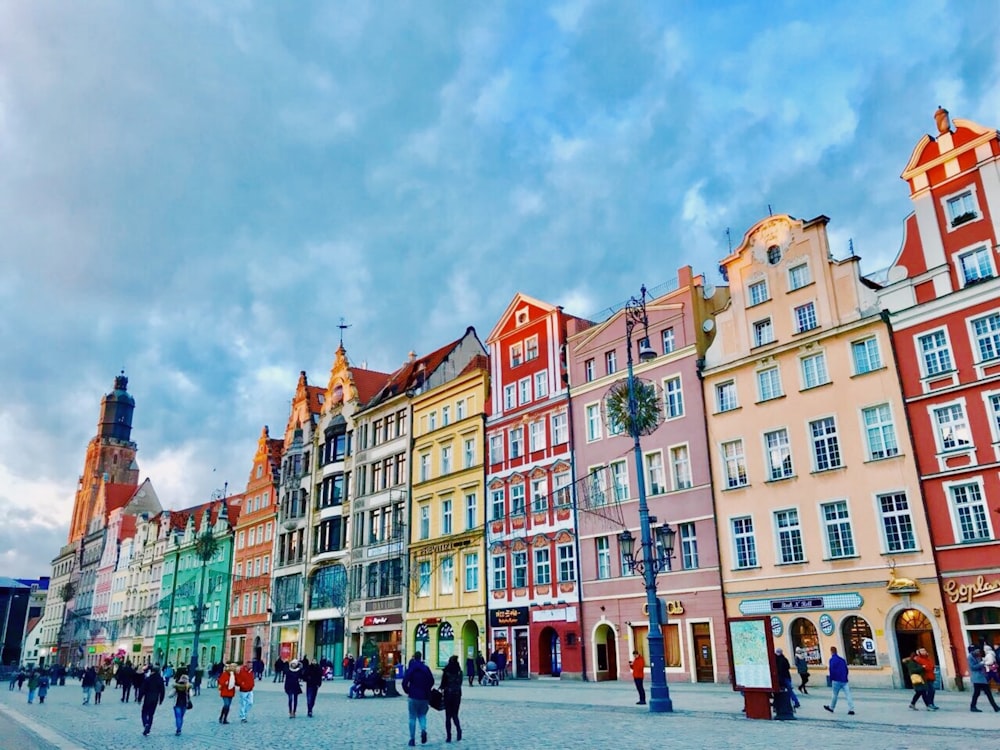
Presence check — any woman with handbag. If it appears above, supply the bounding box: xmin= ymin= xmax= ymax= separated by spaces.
xmin=440 ymin=655 xmax=464 ymax=743
xmin=170 ymin=675 xmax=193 ymax=736
xmin=905 ymin=653 xmax=929 ymax=710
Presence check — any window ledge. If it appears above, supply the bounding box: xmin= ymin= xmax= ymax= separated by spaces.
xmin=747 ymin=298 xmax=771 ymax=308
xmin=721 ymin=484 xmax=751 ymax=492
xmin=919 ymin=369 xmax=958 ymax=383
xmin=775 ymin=560 xmax=808 ymax=567
xmin=733 ymin=565 xmax=761 ymax=572
xmin=822 ymin=554 xmax=860 ymax=562
xmin=787 ymin=281 xmax=816 ymax=293
xmin=810 ymin=466 xmax=847 ymax=476
xmin=792 ymin=325 xmax=821 ymax=337
xmin=755 ymin=394 xmax=786 ymax=405
xmin=765 ymin=475 xmax=797 ymax=484
xmin=850 ymin=366 xmax=887 ymax=379
xmin=751 ymin=341 xmax=778 ymax=352
xmin=864 ymin=453 xmax=904 ymax=464
xmin=935 ymin=447 xmax=974 ymax=459
xmin=880 ymin=549 xmax=921 ymax=557
xmin=800 ymin=381 xmax=833 ymax=393
xmin=714 ymin=406 xmax=742 ymax=415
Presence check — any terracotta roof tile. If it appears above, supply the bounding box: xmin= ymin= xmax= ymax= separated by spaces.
xmin=351 ymin=368 xmax=392 ymax=403
xmin=365 ymin=336 xmax=462 ymax=408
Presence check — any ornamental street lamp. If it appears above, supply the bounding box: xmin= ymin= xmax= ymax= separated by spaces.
xmin=618 ymin=284 xmax=674 ymax=713
xmin=188 ymin=530 xmax=220 ymax=681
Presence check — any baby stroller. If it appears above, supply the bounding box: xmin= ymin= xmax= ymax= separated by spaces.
xmin=483 ymin=660 xmax=500 ymax=686
xmin=348 ymin=668 xmax=387 ymax=698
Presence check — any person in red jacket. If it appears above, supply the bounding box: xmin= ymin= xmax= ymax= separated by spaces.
xmin=236 ymin=662 xmax=255 ymax=723
xmin=630 ymin=650 xmax=646 ymax=705
xmin=217 ymin=663 xmax=237 ymax=724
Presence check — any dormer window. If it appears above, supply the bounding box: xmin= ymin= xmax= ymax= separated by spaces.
xmin=515 ymin=308 xmax=529 ymax=326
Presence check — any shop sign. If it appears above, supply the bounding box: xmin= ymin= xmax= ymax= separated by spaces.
xmin=819 ymin=614 xmax=835 ymax=636
xmin=363 ymin=614 xmax=403 ymax=627
xmin=490 ymin=607 xmax=529 ymax=627
xmin=738 ymin=593 xmax=862 ymax=615
xmin=770 ymin=617 xmax=783 ymax=637
xmin=943 ymin=576 xmax=1000 ymax=604
xmin=771 ymin=598 xmax=824 ymax=611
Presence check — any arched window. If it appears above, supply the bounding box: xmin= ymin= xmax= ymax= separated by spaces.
xmin=841 ymin=615 xmax=876 ymax=666
xmin=790 ymin=617 xmax=821 ymax=664
xmin=438 ymin=622 xmax=455 ymax=668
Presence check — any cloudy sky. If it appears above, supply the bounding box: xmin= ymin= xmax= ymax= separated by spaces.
xmin=1 ymin=1 xmax=997 ymax=579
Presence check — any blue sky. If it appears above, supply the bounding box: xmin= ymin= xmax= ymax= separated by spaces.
xmin=1 ymin=1 xmax=997 ymax=578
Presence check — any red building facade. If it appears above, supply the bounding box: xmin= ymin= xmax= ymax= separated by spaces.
xmin=877 ymin=109 xmax=1000 ymax=684
xmin=484 ymin=294 xmax=591 ymax=679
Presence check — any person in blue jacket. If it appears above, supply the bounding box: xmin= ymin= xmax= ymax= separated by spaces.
xmin=401 ymin=652 xmax=434 ymax=746
xmin=823 ymin=646 xmax=855 ymax=716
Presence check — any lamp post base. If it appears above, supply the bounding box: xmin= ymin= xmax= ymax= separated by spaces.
xmin=648 ymin=687 xmax=674 ymax=713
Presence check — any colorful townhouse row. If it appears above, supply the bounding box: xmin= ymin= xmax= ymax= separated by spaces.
xmin=33 ymin=109 xmax=1000 ymax=693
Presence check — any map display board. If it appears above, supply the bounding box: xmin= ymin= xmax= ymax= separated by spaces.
xmin=728 ymin=616 xmax=775 ymax=691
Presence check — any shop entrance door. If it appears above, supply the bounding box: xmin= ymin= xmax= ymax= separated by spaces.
xmin=515 ymin=630 xmax=529 ymax=678
xmin=692 ymin=623 xmax=714 ymax=682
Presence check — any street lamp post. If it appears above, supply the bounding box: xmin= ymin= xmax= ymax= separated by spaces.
xmin=188 ymin=531 xmax=220 ymax=681
xmin=618 ymin=285 xmax=676 ymax=713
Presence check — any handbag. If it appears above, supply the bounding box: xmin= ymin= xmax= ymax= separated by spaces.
xmin=429 ymin=688 xmax=444 ymax=711
xmin=186 ymin=697 xmax=194 ymax=709
xmin=910 ymin=673 xmax=924 ymax=686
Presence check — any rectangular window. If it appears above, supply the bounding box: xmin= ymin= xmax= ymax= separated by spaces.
xmin=757 ymin=367 xmax=782 ymax=401
xmin=810 ymin=417 xmax=842 ymax=471
xmin=512 ymin=551 xmax=528 ymax=588
xmin=775 ymin=509 xmax=805 ymax=564
xmin=716 ymin=381 xmax=738 ymax=412
xmin=605 ymin=350 xmax=617 ymax=375
xmin=510 ymin=427 xmax=523 ymax=458
xmin=764 ymin=428 xmax=793 ymax=480
xmin=662 ymin=328 xmax=675 ymax=354
xmin=753 ymin=318 xmax=774 ymax=347
xmin=664 ymin=376 xmax=684 ymax=418
xmin=789 ymin=263 xmax=810 ymax=290
xmin=557 ymin=544 xmax=577 ymax=583
xmin=553 ymin=472 xmax=571 ymax=507
xmin=464 ymin=552 xmax=479 ymax=592
xmin=958 ymin=245 xmax=994 ymax=286
xmin=794 ymin=301 xmax=818 ymax=333
xmin=851 ymin=337 xmax=881 ymax=374
xmin=596 ymin=537 xmax=612 ymax=580
xmin=518 ymin=378 xmax=531 ymax=405
xmin=534 ymin=371 xmax=548 ymax=399
xmin=464 ymin=493 xmax=476 ymax=530
xmin=463 ymin=438 xmax=475 ymax=469
xmin=972 ymin=313 xmax=1000 ymax=362
xmin=949 ymin=482 xmax=992 ymax=542
xmin=732 ymin=516 xmax=758 ymax=569
xmin=420 ymin=453 xmax=431 ymax=482
xmin=679 ymin=522 xmax=698 ymax=570
xmin=492 ymin=554 xmax=507 ymax=591
xmin=947 ymin=189 xmax=978 ymax=226
xmin=550 ymin=412 xmax=568 ymax=444
xmin=863 ymin=404 xmax=899 ymax=459
xmin=645 ymin=451 xmax=665 ymax=495
xmin=748 ymin=280 xmax=769 ymax=305
xmin=529 ymin=420 xmax=546 ymax=452
xmin=585 ymin=404 xmax=602 ymax=441
xmin=525 ymin=336 xmax=539 ymax=361
xmin=879 ymin=492 xmax=917 ymax=552
xmin=534 ymin=548 xmax=551 ymax=585
xmin=510 ymin=483 xmax=525 ymax=515
xmin=456 ymin=399 xmax=466 ymax=420
xmin=440 ymin=556 xmax=454 ymax=595
xmin=491 ymin=488 xmax=505 ymax=521
xmin=419 ymin=505 xmax=430 ymax=540
xmin=670 ymin=445 xmax=692 ymax=490
xmin=442 ymin=498 xmax=453 ymax=535
xmin=584 ymin=359 xmax=595 ymax=382
xmin=441 ymin=406 xmax=450 ymax=427
xmin=933 ymin=403 xmax=971 ymax=451
xmin=489 ymin=435 xmax=503 ymax=464
xmin=610 ymin=459 xmax=629 ymax=501
xmin=417 ymin=560 xmax=431 ymax=597
xmin=722 ymin=439 xmax=748 ymax=488
xmin=510 ymin=342 xmax=523 ymax=367
xmin=503 ymin=385 xmax=516 ymax=410
xmin=990 ymin=394 xmax=1000 ymax=437
xmin=801 ymin=352 xmax=828 ymax=389
xmin=531 ymin=477 xmax=548 ymax=513
xmin=821 ymin=500 xmax=856 ymax=558
xmin=441 ymin=445 xmax=453 ymax=475
xmin=918 ymin=330 xmax=953 ymax=376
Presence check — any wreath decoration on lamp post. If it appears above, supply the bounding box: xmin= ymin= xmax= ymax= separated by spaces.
xmin=194 ymin=531 xmax=220 ymax=563
xmin=605 ymin=378 xmax=662 ymax=437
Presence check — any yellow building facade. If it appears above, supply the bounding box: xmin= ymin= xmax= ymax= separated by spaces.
xmin=406 ymin=356 xmax=490 ymax=671
xmin=702 ymin=215 xmax=948 ymax=688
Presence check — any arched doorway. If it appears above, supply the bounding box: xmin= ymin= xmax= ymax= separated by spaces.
xmin=460 ymin=620 xmax=478 ymax=668
xmin=593 ymin=623 xmax=618 ymax=681
xmin=895 ymin=609 xmax=937 ymax=687
xmin=537 ymin=627 xmax=561 ymax=676
xmin=790 ymin=617 xmax=822 ymax=666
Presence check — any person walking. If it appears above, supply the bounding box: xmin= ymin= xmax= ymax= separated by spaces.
xmin=137 ymin=665 xmax=165 ymax=736
xmin=284 ymin=659 xmax=303 ymax=718
xmin=131 ymin=666 xmax=145 ymax=704
xmin=905 ymin=652 xmax=932 ymax=710
xmin=440 ymin=654 xmax=464 ymax=743
xmin=26 ymin=671 xmax=39 ymax=704
xmin=303 ymin=657 xmax=322 ymax=717
xmin=236 ymin=660 xmax=255 ymax=723
xmin=465 ymin=656 xmax=476 ymax=687
xmin=775 ymin=648 xmax=800 ymax=709
xmin=218 ymin=663 xmax=237 ymax=724
xmin=402 ymin=651 xmax=434 ymax=746
xmin=475 ymin=652 xmax=486 ymax=686
xmin=968 ymin=647 xmax=1000 ymax=712
xmin=81 ymin=665 xmax=97 ymax=705
xmin=912 ymin=648 xmax=939 ymax=710
xmin=94 ymin=664 xmax=107 ymax=705
xmin=170 ymin=674 xmax=192 ymax=736
xmin=629 ymin=650 xmax=646 ymax=705
xmin=794 ymin=647 xmax=810 ymax=694
xmin=118 ymin=662 xmax=134 ymax=703
xmin=273 ymin=657 xmax=285 ymax=683
xmin=823 ymin=646 xmax=855 ymax=716
xmin=37 ymin=671 xmax=49 ymax=704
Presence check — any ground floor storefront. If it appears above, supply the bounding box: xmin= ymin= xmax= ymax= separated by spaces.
xmin=404 ymin=613 xmax=484 ymax=672
xmin=488 ymin=603 xmax=584 ymax=679
xmin=347 ymin=613 xmax=402 ymax=677
xmin=940 ymin=571 xmax=1000 ymax=688
xmin=152 ymin=628 xmax=226 ymax=672
xmin=268 ymin=622 xmax=302 ymax=664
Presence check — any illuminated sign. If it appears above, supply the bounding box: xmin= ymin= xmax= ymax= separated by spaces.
xmin=944 ymin=576 xmax=1000 ymax=604
xmin=490 ymin=607 xmax=529 ymax=627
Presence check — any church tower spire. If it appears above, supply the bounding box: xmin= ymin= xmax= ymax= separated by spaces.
xmin=68 ymin=372 xmax=140 ymax=542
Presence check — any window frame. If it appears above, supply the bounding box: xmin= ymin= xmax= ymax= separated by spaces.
xmin=915 ymin=327 xmax=954 ymax=378
xmin=721 ymin=439 xmax=748 ymax=489
xmin=731 ymin=515 xmax=758 ymax=569
xmin=809 ymin=416 xmax=843 ymax=472
xmin=851 ymin=337 xmax=882 ymax=375
xmin=956 ymin=243 xmax=995 ymax=287
xmin=748 ymin=279 xmax=769 ymax=306
xmin=788 ymin=262 xmax=811 ymax=291
xmin=931 ymin=399 xmax=972 ymax=453
xmin=756 ymin=367 xmax=783 ymax=402
xmin=793 ymin=301 xmax=818 ymax=333
xmin=877 ymin=491 xmax=917 ymax=553
xmin=800 ymin=351 xmax=829 ymax=389
xmin=861 ymin=403 xmax=899 ymax=460
xmin=716 ymin=380 xmax=738 ymax=412
xmin=764 ymin=428 xmax=794 ymax=481
xmin=945 ymin=479 xmax=994 ymax=543
xmin=752 ymin=317 xmax=774 ymax=347
xmin=773 ymin=507 xmax=805 ymax=564
xmin=820 ymin=500 xmax=856 ymax=559
xmin=663 ymin=375 xmax=684 ymax=419
xmin=969 ymin=310 xmax=1000 ymax=363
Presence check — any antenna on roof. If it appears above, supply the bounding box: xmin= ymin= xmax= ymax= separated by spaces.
xmin=767 ymin=204 xmax=773 ymax=217
xmin=725 ymin=227 xmax=732 ymax=254
xmin=337 ymin=317 xmax=352 ymax=347
xmin=849 ymin=238 xmax=855 ymax=257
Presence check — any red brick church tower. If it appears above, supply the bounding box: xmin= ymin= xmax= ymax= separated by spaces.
xmin=68 ymin=372 xmax=140 ymax=542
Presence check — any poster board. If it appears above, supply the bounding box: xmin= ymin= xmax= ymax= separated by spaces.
xmin=727 ymin=616 xmax=777 ymax=692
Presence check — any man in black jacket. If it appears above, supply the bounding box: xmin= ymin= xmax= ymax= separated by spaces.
xmin=137 ymin=666 xmax=165 ymax=736
xmin=303 ymin=658 xmax=323 ymax=718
